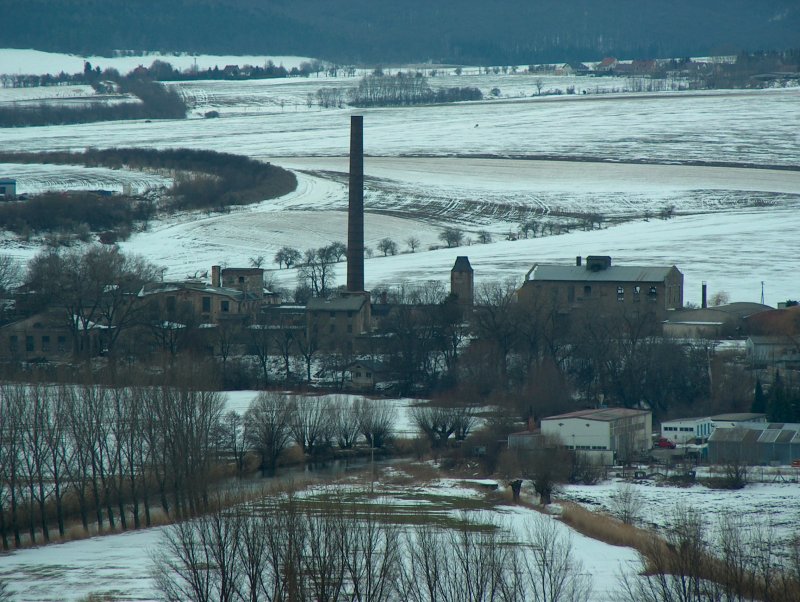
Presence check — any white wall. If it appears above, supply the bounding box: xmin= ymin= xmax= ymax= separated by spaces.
xmin=662 ymin=417 xmax=713 ymax=443
xmin=541 ymin=418 xmax=611 ymax=450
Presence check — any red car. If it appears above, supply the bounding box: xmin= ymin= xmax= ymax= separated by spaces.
xmin=654 ymin=437 xmax=677 ymax=449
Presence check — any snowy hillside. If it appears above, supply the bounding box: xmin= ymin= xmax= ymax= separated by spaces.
xmin=1 ymin=51 xmax=798 ymax=305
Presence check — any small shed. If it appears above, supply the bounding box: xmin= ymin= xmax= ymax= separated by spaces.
xmin=0 ymin=178 xmax=16 ymax=199
xmin=347 ymin=360 xmax=387 ymax=390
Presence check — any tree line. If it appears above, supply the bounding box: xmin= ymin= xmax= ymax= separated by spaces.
xmin=0 ymin=374 xmax=224 ymax=550
xmin=0 ymin=70 xmax=187 ymax=127
xmin=325 ymin=74 xmax=482 ymax=108
xmin=0 ymin=148 xmax=297 ymax=238
xmin=242 ymin=392 xmax=397 ymax=470
xmin=0 ymin=378 xmax=405 ymax=550
xmin=153 ymin=496 xmax=591 ymax=602
xmin=152 ymin=488 xmax=800 ymax=602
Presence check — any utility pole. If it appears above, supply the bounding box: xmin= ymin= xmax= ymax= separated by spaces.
xmin=761 ymin=281 xmax=765 ymax=305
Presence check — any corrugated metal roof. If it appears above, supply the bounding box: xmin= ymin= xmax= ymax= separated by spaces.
xmin=758 ymin=430 xmax=781 ymax=443
xmin=528 ymin=264 xmax=674 ymax=283
xmin=544 ymin=408 xmax=649 ymax=422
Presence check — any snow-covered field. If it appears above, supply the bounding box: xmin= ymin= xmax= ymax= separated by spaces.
xmin=0 ymin=162 xmax=171 ymax=196
xmin=1 ymin=54 xmax=797 ymax=306
xmin=564 ymin=479 xmax=800 ymax=535
xmin=0 ymin=471 xmax=638 ymax=602
xmin=0 ymin=49 xmax=314 ymax=77
xmin=5 ymin=470 xmax=799 ymax=602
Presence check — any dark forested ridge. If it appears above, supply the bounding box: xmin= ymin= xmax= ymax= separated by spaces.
xmin=4 ymin=0 xmax=799 ymax=65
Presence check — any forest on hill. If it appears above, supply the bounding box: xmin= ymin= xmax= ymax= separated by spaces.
xmin=4 ymin=0 xmax=799 ymax=65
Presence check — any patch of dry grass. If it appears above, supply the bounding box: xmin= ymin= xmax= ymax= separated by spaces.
xmin=558 ymin=500 xmax=658 ymax=553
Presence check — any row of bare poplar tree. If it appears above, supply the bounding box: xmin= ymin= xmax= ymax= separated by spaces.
xmin=0 ymin=380 xmax=416 ymax=551
xmin=153 ymin=493 xmax=590 ymax=602
xmin=153 ymin=494 xmax=800 ymax=602
xmin=0 ymin=380 xmax=225 ymax=550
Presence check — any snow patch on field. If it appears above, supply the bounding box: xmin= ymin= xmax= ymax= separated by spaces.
xmin=0 ymin=163 xmax=171 ymax=195
xmin=0 ymin=48 xmax=315 ymax=76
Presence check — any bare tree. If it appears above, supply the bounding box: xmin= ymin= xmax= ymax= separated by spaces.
xmin=356 ymin=398 xmax=397 ymax=448
xmin=25 ymin=246 xmax=160 ymax=357
xmin=608 ymin=483 xmax=645 ymax=526
xmin=289 ymin=396 xmax=333 ymax=456
xmin=294 ymin=326 xmax=320 ymax=384
xmin=274 ymin=246 xmax=301 ymax=269
xmin=405 ymin=236 xmax=421 ymax=253
xmin=152 ymin=503 xmax=242 ymax=602
xmin=515 ymin=515 xmax=592 ymax=602
xmin=519 ymin=440 xmax=572 ymax=505
xmin=329 ymin=241 xmax=347 ymax=262
xmin=219 ymin=410 xmax=247 ymax=473
xmin=477 ymin=230 xmax=493 ymax=244
xmin=0 ymin=254 xmax=21 ymax=294
xmin=298 ymin=245 xmax=337 ymax=297
xmin=377 ymin=237 xmax=398 ymax=256
xmin=472 ymin=280 xmax=522 ymax=385
xmin=438 ymin=227 xmax=464 ymax=248
xmin=618 ymin=504 xmax=710 ymax=602
xmin=332 ymin=396 xmax=361 ymax=449
xmin=243 ymin=392 xmax=294 ymax=470
xmin=344 ymin=504 xmax=401 ymax=602
xmin=412 ymin=405 xmax=475 ymax=448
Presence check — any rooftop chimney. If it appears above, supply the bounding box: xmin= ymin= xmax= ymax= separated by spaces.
xmin=702 ymin=281 xmax=707 ymax=309
xmin=586 ymin=255 xmax=612 ymax=272
xmin=347 ymin=116 xmax=364 ymax=292
xmin=576 ymin=256 xmax=582 ymax=267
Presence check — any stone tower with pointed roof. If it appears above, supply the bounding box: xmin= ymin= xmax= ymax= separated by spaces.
xmin=450 ymin=256 xmax=474 ymax=306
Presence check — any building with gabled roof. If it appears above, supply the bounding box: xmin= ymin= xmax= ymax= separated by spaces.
xmin=516 ymin=255 xmax=683 ymax=328
xmin=541 ymin=407 xmax=652 ymax=462
xmin=663 ymin=302 xmax=771 ymax=339
xmin=306 ymin=292 xmax=372 ymax=351
xmin=708 ymin=422 xmax=800 ymax=465
xmin=0 ymin=308 xmax=106 ymax=361
xmin=138 ymin=280 xmax=257 ymax=325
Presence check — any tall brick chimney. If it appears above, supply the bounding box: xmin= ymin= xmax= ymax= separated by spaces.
xmin=347 ymin=115 xmax=365 ymax=292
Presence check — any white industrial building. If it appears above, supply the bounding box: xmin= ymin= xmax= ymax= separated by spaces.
xmin=541 ymin=408 xmax=652 ymax=461
xmin=710 ymin=413 xmax=767 ymax=429
xmin=661 ymin=416 xmax=714 ymax=444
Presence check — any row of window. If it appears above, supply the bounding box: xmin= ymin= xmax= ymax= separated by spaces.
xmin=9 ymin=334 xmax=68 ymax=354
xmin=569 ymin=445 xmax=609 ymax=450
xmin=616 ymin=285 xmax=659 ymax=302
xmin=166 ymin=296 xmax=231 ymax=314
xmin=566 ymin=285 xmax=659 ymax=302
